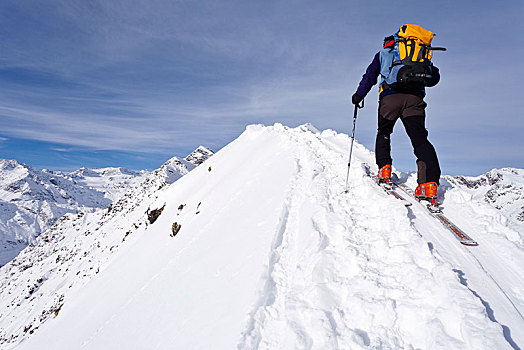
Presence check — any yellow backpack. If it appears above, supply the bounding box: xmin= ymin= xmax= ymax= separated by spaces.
xmin=397 ymin=24 xmax=434 ymax=63
xmin=384 ymin=24 xmax=446 ymax=91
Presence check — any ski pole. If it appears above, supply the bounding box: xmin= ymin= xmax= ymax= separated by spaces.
xmin=344 ymin=99 xmax=364 ymax=193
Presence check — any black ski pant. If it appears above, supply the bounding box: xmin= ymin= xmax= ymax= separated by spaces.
xmin=375 ymin=93 xmax=441 ymax=184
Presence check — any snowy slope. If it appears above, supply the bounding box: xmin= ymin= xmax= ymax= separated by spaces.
xmin=1 ymin=124 xmax=523 ymax=349
xmin=0 ymin=155 xmax=194 ymax=347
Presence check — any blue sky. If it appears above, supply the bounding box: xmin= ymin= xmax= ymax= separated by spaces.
xmin=1 ymin=0 xmax=522 ymax=175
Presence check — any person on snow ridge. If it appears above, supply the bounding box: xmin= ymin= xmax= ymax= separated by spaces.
xmin=351 ymin=26 xmax=441 ymax=203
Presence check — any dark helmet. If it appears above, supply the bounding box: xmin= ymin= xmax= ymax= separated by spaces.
xmin=383 ymin=35 xmax=395 ymax=49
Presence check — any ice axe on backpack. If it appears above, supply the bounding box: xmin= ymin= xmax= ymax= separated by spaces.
xmin=344 ymin=99 xmax=364 ymax=193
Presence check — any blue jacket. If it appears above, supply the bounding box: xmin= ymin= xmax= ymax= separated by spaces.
xmin=356 ymin=49 xmax=440 ymax=99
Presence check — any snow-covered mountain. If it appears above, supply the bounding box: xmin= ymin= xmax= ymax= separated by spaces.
xmin=0 ymin=160 xmax=124 ymax=267
xmin=0 ymin=125 xmax=522 ymax=349
xmin=185 ymin=145 xmax=214 ymax=165
xmin=61 ymin=167 xmax=148 ymax=202
xmin=444 ymin=169 xmax=524 ymax=233
xmin=0 ymin=147 xmax=213 ymax=267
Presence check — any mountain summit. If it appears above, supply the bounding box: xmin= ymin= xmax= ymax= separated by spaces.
xmin=184 ymin=146 xmax=214 ymax=165
xmin=1 ymin=124 xmax=522 ymax=349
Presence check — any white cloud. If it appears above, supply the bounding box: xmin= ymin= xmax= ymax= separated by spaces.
xmin=1 ymin=0 xmax=523 ymax=173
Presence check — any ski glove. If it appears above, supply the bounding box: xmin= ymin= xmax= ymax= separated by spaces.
xmin=352 ymin=93 xmax=363 ymax=105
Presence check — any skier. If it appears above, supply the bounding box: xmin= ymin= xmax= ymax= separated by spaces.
xmin=351 ymin=24 xmax=442 ymax=203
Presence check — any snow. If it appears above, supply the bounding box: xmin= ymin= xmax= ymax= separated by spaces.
xmin=0 ymin=145 xmax=213 ymax=267
xmin=63 ymin=166 xmax=148 ymax=202
xmin=0 ymin=154 xmax=195 ymax=346
xmin=443 ymin=169 xmax=524 ymax=237
xmin=1 ymin=124 xmax=523 ymax=349
xmin=184 ymin=146 xmax=215 ymax=165
xmin=0 ymin=159 xmax=130 ymax=266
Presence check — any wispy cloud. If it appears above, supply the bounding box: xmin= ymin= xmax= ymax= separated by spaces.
xmin=1 ymin=0 xmax=523 ymax=173
xmin=51 ymin=147 xmax=75 ymax=152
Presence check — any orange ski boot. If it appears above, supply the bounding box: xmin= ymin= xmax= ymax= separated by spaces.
xmin=377 ymin=164 xmax=392 ymax=184
xmin=415 ymin=182 xmax=438 ymax=204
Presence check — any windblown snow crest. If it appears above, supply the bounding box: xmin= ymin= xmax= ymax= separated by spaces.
xmin=1 ymin=124 xmax=522 ymax=349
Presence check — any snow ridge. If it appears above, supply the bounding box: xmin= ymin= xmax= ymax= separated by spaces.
xmin=1 ymin=125 xmax=522 ymax=349
xmin=237 ymin=125 xmax=508 ymax=349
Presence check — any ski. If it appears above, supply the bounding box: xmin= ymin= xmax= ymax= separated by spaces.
xmin=362 ymin=164 xmax=411 ymax=207
xmin=392 ymin=180 xmax=478 ymax=246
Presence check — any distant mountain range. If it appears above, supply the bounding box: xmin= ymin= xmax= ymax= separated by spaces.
xmin=444 ymin=168 xmax=524 ymax=233
xmin=0 ymin=146 xmax=213 ymax=266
